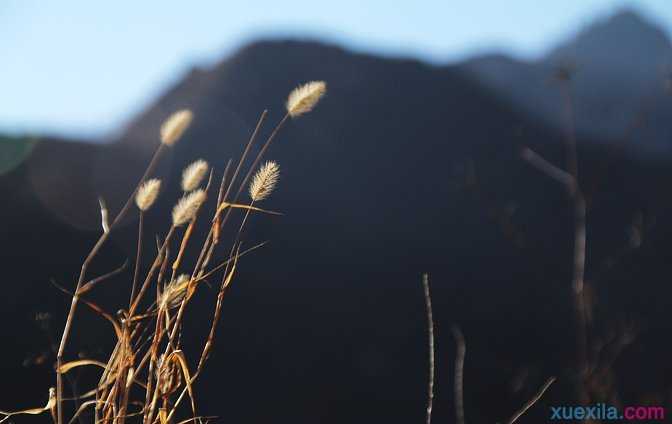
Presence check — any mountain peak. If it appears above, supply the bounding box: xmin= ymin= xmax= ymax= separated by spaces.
xmin=547 ymin=8 xmax=672 ymax=70
xmin=594 ymin=7 xmax=669 ymax=43
xmin=606 ymin=7 xmax=657 ymax=30
xmin=545 ymin=8 xmax=672 ymax=85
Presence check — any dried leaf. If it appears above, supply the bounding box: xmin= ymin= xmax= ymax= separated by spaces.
xmin=0 ymin=387 xmax=55 ymax=423
xmin=57 ymin=359 xmax=107 ymax=374
xmin=214 ymin=202 xmax=281 ymax=221
xmin=166 ymin=351 xmax=197 ymax=418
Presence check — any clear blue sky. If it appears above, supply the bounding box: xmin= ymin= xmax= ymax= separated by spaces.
xmin=1 ymin=0 xmax=671 ymax=139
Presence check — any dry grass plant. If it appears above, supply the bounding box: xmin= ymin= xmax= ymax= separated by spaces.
xmin=0 ymin=81 xmax=326 ymax=424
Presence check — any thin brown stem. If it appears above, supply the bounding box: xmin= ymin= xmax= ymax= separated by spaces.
xmin=198 ymin=162 xmax=232 ymax=279
xmin=561 ymin=82 xmax=590 ymax=409
xmin=572 ymin=191 xmax=589 ymax=375
xmin=222 ymin=111 xmax=268 ymax=203
xmin=422 ymin=274 xmax=435 ymax=424
xmin=197 ymin=244 xmax=239 ymax=371
xmin=130 ymin=226 xmax=176 ymax=317
xmin=506 ymin=377 xmax=556 ymax=424
xmin=561 ymin=85 xmax=579 ymax=185
xmin=219 ymin=113 xmax=289 ymax=231
xmin=521 ymin=78 xmax=590 ymax=412
xmin=521 ymin=147 xmax=573 ymax=188
xmin=130 ymin=213 xmax=144 ymax=308
xmin=172 ymin=221 xmax=195 ymax=274
xmin=237 ymin=113 xmax=289 ymax=202
xmin=452 ymin=325 xmax=466 ymax=424
xmin=201 ymin=160 xmax=232 ymax=273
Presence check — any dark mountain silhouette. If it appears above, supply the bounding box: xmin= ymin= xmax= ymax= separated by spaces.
xmin=2 ymin=17 xmax=672 ymax=423
xmin=464 ymin=8 xmax=672 ymax=151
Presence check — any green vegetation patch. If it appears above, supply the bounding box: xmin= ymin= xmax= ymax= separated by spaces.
xmin=0 ymin=135 xmax=38 ymax=175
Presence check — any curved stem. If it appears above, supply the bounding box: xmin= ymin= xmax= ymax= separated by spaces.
xmin=130 ymin=213 xmax=144 ymax=308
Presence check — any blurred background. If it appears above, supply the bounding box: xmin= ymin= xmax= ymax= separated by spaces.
xmin=2 ymin=0 xmax=672 ymax=422
xmin=3 ymin=0 xmax=672 ymax=139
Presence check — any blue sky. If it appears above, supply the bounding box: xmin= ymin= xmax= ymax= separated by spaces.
xmin=1 ymin=0 xmax=671 ymax=139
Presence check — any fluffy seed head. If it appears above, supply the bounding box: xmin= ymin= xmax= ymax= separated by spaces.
xmin=172 ymin=189 xmax=206 ymax=226
xmin=161 ymin=274 xmax=189 ymax=309
xmin=181 ymin=159 xmax=209 ymax=192
xmin=160 ymin=109 xmax=193 ymax=146
xmin=249 ymin=161 xmax=280 ymax=202
xmin=286 ymin=81 xmax=326 ymax=118
xmin=135 ymin=179 xmax=161 ymax=211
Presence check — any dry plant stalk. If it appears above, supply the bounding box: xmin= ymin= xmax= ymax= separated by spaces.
xmin=421 ymin=274 xmax=435 ymax=424
xmin=0 ymin=81 xmax=326 ymax=424
xmin=506 ymin=377 xmax=556 ymax=424
xmin=522 ymin=73 xmax=590 ymax=413
xmin=416 ymin=277 xmax=553 ymax=424
xmin=451 ymin=325 xmax=466 ymax=424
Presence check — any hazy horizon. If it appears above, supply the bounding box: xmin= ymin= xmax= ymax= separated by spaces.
xmin=2 ymin=0 xmax=672 ymax=139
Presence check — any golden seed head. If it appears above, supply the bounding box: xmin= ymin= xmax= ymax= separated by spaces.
xmin=181 ymin=159 xmax=209 ymax=192
xmin=172 ymin=189 xmax=206 ymax=226
xmin=286 ymin=81 xmax=326 ymax=118
xmin=156 ymin=354 xmax=181 ymax=396
xmin=249 ymin=161 xmax=280 ymax=202
xmin=161 ymin=274 xmax=189 ymax=309
xmin=160 ymin=109 xmax=193 ymax=146
xmin=135 ymin=178 xmax=161 ymax=211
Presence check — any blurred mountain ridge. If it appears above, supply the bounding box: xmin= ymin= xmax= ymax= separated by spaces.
xmin=464 ymin=8 xmax=672 ymax=149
